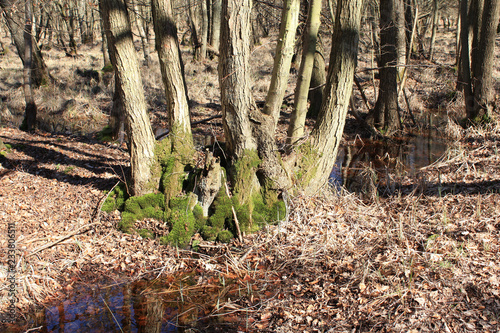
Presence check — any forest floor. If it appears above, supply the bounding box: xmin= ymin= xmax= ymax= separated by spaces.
xmin=0 ymin=29 xmax=500 ymax=332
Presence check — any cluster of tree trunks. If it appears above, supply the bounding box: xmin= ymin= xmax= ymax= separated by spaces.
xmin=1 ymin=0 xmax=498 ymax=220
xmin=96 ymin=0 xmax=363 ymax=208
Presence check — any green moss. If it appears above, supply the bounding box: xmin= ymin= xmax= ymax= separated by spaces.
xmin=162 ymin=194 xmax=200 ymax=248
xmin=208 ymin=187 xmax=233 ymax=231
xmin=191 ymin=239 xmax=201 ymax=251
xmin=0 ymin=141 xmax=10 ymax=158
xmin=143 ymin=206 xmax=165 ymax=221
xmin=102 ymin=63 xmax=114 ymax=73
xmin=166 ymin=205 xmax=195 ymax=248
xmin=232 ymin=149 xmax=261 ymax=205
xmin=138 ymin=229 xmax=154 ymax=239
xmin=101 ymin=197 xmax=115 ymax=213
xmin=124 ymin=197 xmax=142 ymax=215
xmin=119 ymin=212 xmax=137 ymax=233
xmin=201 ymin=225 xmax=218 ymax=241
xmin=294 ymin=141 xmax=320 ymax=187
xmin=118 ymin=192 xmax=165 ymax=233
xmin=155 ymin=138 xmax=173 ymax=166
xmin=101 ymin=183 xmax=129 ymax=213
xmin=193 ymin=204 xmax=207 ymax=230
xmin=97 ymin=125 xmax=114 ymax=142
xmin=217 ymin=230 xmax=234 ymax=243
xmin=159 ymin=236 xmax=169 ymax=246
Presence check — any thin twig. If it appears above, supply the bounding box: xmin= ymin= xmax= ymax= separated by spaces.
xmin=100 ymin=295 xmax=124 ymax=333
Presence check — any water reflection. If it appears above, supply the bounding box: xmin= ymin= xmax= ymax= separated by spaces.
xmin=330 ymin=133 xmax=448 ymax=192
xmin=26 ymin=275 xmax=239 ymax=333
xmin=36 ymin=282 xmax=180 ymax=333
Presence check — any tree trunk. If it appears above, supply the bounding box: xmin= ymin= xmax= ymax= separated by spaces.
xmin=187 ymin=0 xmax=201 ymax=58
xmin=152 ymin=0 xmax=191 ymax=136
xmin=109 ymin=77 xmax=126 ymax=140
xmin=219 ymin=0 xmax=257 ymax=159
xmin=367 ymin=0 xmax=401 ymax=135
xmin=67 ymin=1 xmax=78 ymax=55
xmin=100 ymin=18 xmax=112 ymax=68
xmin=404 ymin=0 xmax=414 ymax=58
xmin=428 ymin=0 xmax=439 ymax=60
xmin=100 ymin=0 xmax=156 ymax=196
xmin=151 ymin=0 xmax=194 ymax=202
xmin=470 ymin=0 xmax=484 ymax=79
xmin=219 ymin=0 xmax=261 ymax=231
xmin=301 ymin=0 xmax=363 ymax=194
xmin=134 ymin=1 xmax=151 ymax=66
xmin=262 ymin=0 xmax=300 ymax=128
xmin=287 ymin=0 xmax=322 ymax=145
xmin=0 ymin=0 xmax=51 ymax=87
xmin=22 ymin=0 xmax=37 ymax=131
xmin=306 ymin=39 xmax=326 ymax=120
xmin=470 ymin=0 xmax=500 ymax=121
xmin=209 ymin=0 xmax=221 ymax=53
xmin=395 ymin=0 xmax=406 ymax=75
xmin=200 ymin=0 xmax=208 ymax=59
xmin=459 ymin=0 xmax=474 ymax=114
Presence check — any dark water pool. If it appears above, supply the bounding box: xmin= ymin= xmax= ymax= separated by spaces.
xmin=15 ymin=274 xmax=242 ymax=333
xmin=330 ymin=133 xmax=449 ymax=191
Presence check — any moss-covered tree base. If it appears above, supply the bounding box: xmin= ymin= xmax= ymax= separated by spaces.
xmin=102 ymin=147 xmax=286 ymax=247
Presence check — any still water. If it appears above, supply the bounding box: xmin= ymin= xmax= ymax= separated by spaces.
xmin=18 ymin=273 xmax=243 ymax=333
xmin=330 ymin=133 xmax=449 ymax=191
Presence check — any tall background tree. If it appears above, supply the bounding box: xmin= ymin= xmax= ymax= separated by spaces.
xmin=366 ymin=0 xmax=403 ymax=135
xmin=0 ymin=0 xmax=51 ymax=87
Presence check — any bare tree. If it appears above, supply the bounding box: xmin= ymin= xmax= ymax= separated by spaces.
xmin=22 ymin=0 xmax=37 ymax=131
xmin=0 ymin=0 xmax=51 ymax=87
xmin=367 ymin=0 xmax=402 ymax=135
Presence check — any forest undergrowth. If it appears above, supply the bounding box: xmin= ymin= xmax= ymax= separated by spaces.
xmin=0 ymin=30 xmax=499 ymax=332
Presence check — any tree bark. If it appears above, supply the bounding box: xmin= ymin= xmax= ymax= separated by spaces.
xmin=301 ymin=0 xmax=362 ymax=194
xmin=459 ymin=0 xmax=474 ymax=114
xmin=367 ymin=0 xmax=401 ymax=135
xmin=470 ymin=0 xmax=484 ymax=79
xmin=209 ymin=0 xmax=221 ymax=53
xmin=134 ymin=0 xmax=151 ymax=66
xmin=187 ymin=0 xmax=201 ymax=58
xmin=262 ymin=0 xmax=300 ymax=129
xmin=287 ymin=0 xmax=323 ymax=145
xmin=470 ymin=0 xmax=500 ymax=121
xmin=151 ymin=0 xmax=193 ymax=145
xmin=100 ymin=0 xmax=156 ymax=196
xmin=200 ymin=0 xmax=208 ymax=59
xmin=395 ymin=0 xmax=406 ymax=74
xmin=22 ymin=0 xmax=37 ymax=131
xmin=307 ymin=39 xmax=326 ymax=119
xmin=428 ymin=0 xmax=439 ymax=60
xmin=219 ymin=0 xmax=258 ymax=159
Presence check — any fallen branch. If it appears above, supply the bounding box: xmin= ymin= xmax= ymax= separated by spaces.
xmin=191 ymin=114 xmax=222 ymax=126
xmin=28 ymin=222 xmax=100 ymax=257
